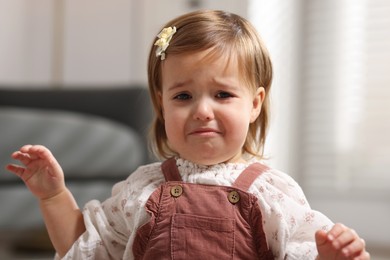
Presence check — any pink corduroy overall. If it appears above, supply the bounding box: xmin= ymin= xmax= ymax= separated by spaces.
xmin=133 ymin=158 xmax=274 ymax=259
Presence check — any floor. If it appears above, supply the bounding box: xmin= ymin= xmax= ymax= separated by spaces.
xmin=0 ymin=229 xmax=389 ymax=260
xmin=0 ymin=229 xmax=54 ymax=260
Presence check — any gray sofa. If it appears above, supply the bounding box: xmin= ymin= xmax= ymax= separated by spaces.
xmin=0 ymin=86 xmax=154 ymax=253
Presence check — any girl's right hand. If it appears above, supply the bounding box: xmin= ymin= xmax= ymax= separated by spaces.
xmin=6 ymin=145 xmax=66 ymax=201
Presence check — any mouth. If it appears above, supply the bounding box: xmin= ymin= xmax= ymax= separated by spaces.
xmin=189 ymin=128 xmax=222 ymax=137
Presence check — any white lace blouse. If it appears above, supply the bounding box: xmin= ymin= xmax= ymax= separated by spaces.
xmin=57 ymin=158 xmax=333 ymax=259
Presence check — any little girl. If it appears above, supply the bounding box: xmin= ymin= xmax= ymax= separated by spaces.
xmin=7 ymin=10 xmax=369 ymax=260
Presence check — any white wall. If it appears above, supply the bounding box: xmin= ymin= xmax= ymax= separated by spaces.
xmin=0 ymin=0 xmax=54 ymax=85
xmin=0 ymin=0 xmax=133 ymax=86
xmin=62 ymin=0 xmax=132 ymax=85
xmin=0 ymin=0 xmax=247 ymax=87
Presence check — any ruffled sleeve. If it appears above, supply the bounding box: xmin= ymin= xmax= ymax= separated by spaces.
xmin=251 ymin=168 xmax=333 ymax=259
xmin=56 ymin=163 xmax=165 ymax=260
xmin=55 ymin=182 xmax=129 ymax=259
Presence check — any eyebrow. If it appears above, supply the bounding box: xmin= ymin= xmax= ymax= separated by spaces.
xmin=213 ymin=77 xmax=240 ymax=90
xmin=166 ymin=77 xmax=242 ymax=93
xmin=167 ymin=80 xmax=193 ymax=92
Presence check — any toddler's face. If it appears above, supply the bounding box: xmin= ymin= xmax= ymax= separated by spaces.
xmin=160 ymin=49 xmax=264 ymax=165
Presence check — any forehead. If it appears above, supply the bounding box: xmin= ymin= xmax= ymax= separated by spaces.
xmin=160 ymin=49 xmax=242 ymax=88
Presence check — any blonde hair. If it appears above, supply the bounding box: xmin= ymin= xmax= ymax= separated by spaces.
xmin=148 ymin=10 xmax=273 ymax=160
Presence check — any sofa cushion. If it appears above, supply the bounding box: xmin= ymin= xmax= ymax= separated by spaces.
xmin=0 ymin=107 xmax=144 ymax=181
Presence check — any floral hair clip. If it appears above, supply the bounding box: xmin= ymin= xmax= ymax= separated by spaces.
xmin=154 ymin=26 xmax=176 ymax=60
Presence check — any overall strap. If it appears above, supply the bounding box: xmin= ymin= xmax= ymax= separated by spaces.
xmin=161 ymin=158 xmax=183 ymax=182
xmin=233 ymin=163 xmax=270 ymax=191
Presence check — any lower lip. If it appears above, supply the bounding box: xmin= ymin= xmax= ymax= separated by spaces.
xmin=190 ymin=131 xmax=220 ymax=137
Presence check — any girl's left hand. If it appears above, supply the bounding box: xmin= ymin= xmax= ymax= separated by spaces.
xmin=315 ymin=223 xmax=370 ymax=260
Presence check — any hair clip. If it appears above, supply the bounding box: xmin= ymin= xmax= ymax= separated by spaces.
xmin=154 ymin=26 xmax=176 ymax=60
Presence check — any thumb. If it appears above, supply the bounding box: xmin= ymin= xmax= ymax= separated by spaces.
xmin=315 ymin=229 xmax=329 ymax=247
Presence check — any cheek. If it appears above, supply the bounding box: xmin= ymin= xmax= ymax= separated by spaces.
xmin=164 ymin=114 xmax=186 ymax=153
xmin=226 ymin=107 xmax=252 ymax=136
xmin=163 ymin=108 xmax=184 ymax=137
xmin=222 ymin=110 xmax=249 ymax=133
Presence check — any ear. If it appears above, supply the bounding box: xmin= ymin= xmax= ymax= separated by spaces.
xmin=250 ymin=87 xmax=265 ymax=123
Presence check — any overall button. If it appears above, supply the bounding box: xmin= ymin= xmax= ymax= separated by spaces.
xmin=171 ymin=185 xmax=183 ymax=197
xmin=228 ymin=190 xmax=240 ymax=204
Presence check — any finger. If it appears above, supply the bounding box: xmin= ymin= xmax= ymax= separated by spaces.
xmin=315 ymin=229 xmax=329 ymax=246
xmin=29 ymin=145 xmax=53 ymax=160
xmin=19 ymin=144 xmax=33 ymax=153
xmin=341 ymin=238 xmax=365 ymax=258
xmin=6 ymin=164 xmax=27 ymax=178
xmin=328 ymin=223 xmax=347 ymax=241
xmin=11 ymin=151 xmax=32 ymax=165
xmin=20 ymin=144 xmax=50 ymax=160
xmin=332 ymin=228 xmax=358 ymax=250
xmin=354 ymin=250 xmax=370 ymax=260
xmin=19 ymin=144 xmax=41 ymax=160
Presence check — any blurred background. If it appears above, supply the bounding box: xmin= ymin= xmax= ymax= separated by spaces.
xmin=0 ymin=0 xmax=389 ymax=259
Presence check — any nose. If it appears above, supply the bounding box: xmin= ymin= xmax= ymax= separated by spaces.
xmin=193 ymin=98 xmax=214 ymax=121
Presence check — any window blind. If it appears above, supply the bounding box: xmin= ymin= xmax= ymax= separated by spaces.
xmin=299 ymin=0 xmax=390 ymax=193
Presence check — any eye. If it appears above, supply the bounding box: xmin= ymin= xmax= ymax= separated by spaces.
xmin=174 ymin=93 xmax=192 ymax=100
xmin=216 ymin=91 xmax=234 ymax=99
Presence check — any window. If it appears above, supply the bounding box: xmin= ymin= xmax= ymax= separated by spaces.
xmin=249 ymin=0 xmax=390 ymax=251
xmin=299 ymin=1 xmax=390 ymax=194
xmin=249 ymin=0 xmax=390 ymax=194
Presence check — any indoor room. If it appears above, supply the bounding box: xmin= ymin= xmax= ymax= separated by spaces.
xmin=0 ymin=0 xmax=389 ymax=259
